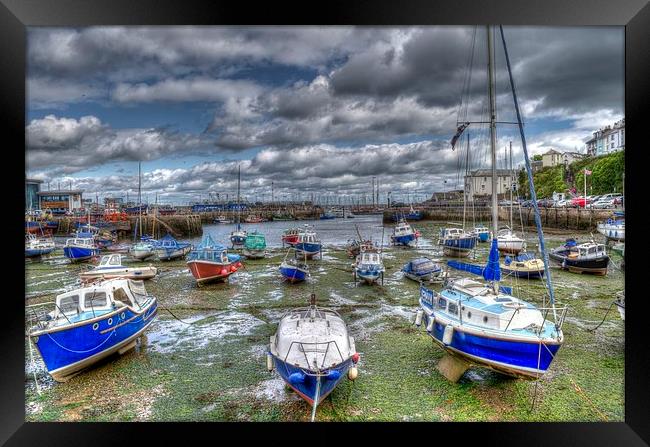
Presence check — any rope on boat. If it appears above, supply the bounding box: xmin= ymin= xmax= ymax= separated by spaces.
xmin=568 ymin=376 xmax=609 ymax=422
xmin=45 ymin=330 xmax=115 ymax=353
xmin=585 ymin=300 xmax=617 ymax=332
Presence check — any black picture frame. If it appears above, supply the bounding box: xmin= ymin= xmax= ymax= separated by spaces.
xmin=2 ymin=0 xmax=648 ymax=444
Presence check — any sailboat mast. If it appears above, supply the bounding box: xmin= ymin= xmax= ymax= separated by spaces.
xmin=487 ymin=26 xmax=499 ymax=239
xmin=463 ymin=132 xmax=470 ymax=230
xmin=499 ymin=26 xmax=557 ymax=315
xmin=509 ymin=141 xmax=513 ymax=229
xmin=138 ymin=162 xmax=142 ymax=238
xmin=237 ymin=164 xmax=241 ymax=230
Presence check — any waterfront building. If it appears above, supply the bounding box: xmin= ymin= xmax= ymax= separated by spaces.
xmin=25 ymin=178 xmax=43 ymax=211
xmin=37 ymin=190 xmax=83 ymax=214
xmin=585 ymin=118 xmax=625 ymax=156
xmin=464 ymin=169 xmax=517 ymax=201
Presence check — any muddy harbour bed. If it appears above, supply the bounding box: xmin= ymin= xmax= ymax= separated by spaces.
xmin=25 ymin=218 xmax=624 ymax=422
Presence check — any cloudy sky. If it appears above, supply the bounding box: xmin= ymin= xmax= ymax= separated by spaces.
xmin=25 ymin=26 xmax=624 ymax=205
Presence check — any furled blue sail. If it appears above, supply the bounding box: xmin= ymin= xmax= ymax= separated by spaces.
xmin=482 ymin=238 xmax=501 ymax=282
xmin=447 ymin=261 xmax=483 ymax=276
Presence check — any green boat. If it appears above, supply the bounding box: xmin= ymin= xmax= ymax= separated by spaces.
xmin=243 ymin=230 xmax=267 ymax=259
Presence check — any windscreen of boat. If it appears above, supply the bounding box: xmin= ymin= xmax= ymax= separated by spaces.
xmin=128 ymin=279 xmax=150 ymax=307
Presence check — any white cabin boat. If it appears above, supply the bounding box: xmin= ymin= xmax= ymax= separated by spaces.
xmin=79 ymin=254 xmax=158 ymax=282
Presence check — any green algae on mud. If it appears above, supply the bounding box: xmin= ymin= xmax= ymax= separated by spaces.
xmin=25 ymin=221 xmax=624 ymax=422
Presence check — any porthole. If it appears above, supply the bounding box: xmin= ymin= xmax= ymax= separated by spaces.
xmin=92 ymin=323 xmax=99 ymax=331
xmin=121 ymin=312 xmax=126 ymax=320
xmin=107 ymin=318 xmax=113 ymax=325
xmin=483 ymin=316 xmax=488 ymax=323
xmin=461 ymin=306 xmax=465 ymax=311
xmin=467 ymin=312 xmax=472 ymax=319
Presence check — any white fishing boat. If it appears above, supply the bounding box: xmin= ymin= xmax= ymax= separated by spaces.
xmin=353 ymin=250 xmax=385 ymax=285
xmin=130 ymin=239 xmax=156 ymax=261
xmin=268 ymin=293 xmax=359 ymax=421
xmin=597 ymin=213 xmax=625 ymax=241
xmin=25 ymin=233 xmax=56 ymax=257
xmin=79 ymin=254 xmax=157 ymax=282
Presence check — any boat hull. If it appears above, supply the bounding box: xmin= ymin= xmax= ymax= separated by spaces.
xmin=355 ymin=269 xmax=381 ymax=284
xmin=187 ymin=259 xmax=237 ymax=284
xmin=155 ymin=245 xmax=192 ymax=261
xmin=26 ymin=247 xmax=55 ymax=257
xmin=294 ymin=242 xmax=321 ymax=258
xmin=80 ymin=266 xmax=158 ymax=282
xmin=497 ymin=240 xmax=525 ymax=255
xmin=500 ymin=267 xmax=544 ymax=279
xmin=391 ymin=234 xmax=416 ymax=246
xmin=403 ymin=270 xmax=441 ymax=282
xmin=597 ymin=224 xmax=625 ymax=241
xmin=279 ymin=265 xmax=308 ymax=282
xmin=422 ymin=312 xmax=561 ymax=379
xmin=64 ymin=246 xmax=101 ymax=262
xmin=31 ymin=301 xmax=158 ymax=382
xmin=272 ymin=356 xmax=353 ymax=405
xmin=130 ymin=247 xmax=155 ymax=260
xmin=243 ymin=249 xmax=265 ymax=259
xmin=549 ymin=252 xmax=609 ymax=275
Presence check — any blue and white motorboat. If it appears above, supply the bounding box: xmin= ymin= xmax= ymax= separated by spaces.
xmin=416 ymin=25 xmax=567 ymax=381
xmin=402 ymin=257 xmax=445 ymax=283
xmin=27 ymin=278 xmax=158 ymax=382
xmin=63 ymin=236 xmax=101 ymax=262
xmin=79 ymin=254 xmax=158 ymax=282
xmin=294 ymin=226 xmax=322 ymax=259
xmin=390 ymin=218 xmax=418 ymax=246
xmin=25 ymin=233 xmax=56 ymax=258
xmin=153 ymin=234 xmax=192 ymax=261
xmin=472 ymin=226 xmax=492 ymax=242
xmin=353 ymin=250 xmax=385 ymax=285
xmin=279 ymin=250 xmax=310 ymax=283
xmin=438 ymin=227 xmax=477 ymax=257
xmin=268 ymin=294 xmax=359 ymax=421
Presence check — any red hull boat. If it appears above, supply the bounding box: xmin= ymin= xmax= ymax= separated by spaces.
xmin=186 ymin=234 xmax=243 ymax=285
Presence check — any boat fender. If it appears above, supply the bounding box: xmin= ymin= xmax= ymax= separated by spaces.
xmin=415 ymin=309 xmax=423 ymax=327
xmin=220 ymin=268 xmax=228 ymax=276
xmin=348 ymin=367 xmax=358 ymax=381
xmin=289 ymin=372 xmax=306 ymax=385
xmin=443 ymin=324 xmax=454 ymax=345
xmin=266 ymin=354 xmax=274 ymax=372
xmin=326 ymin=370 xmax=341 ymax=381
xmin=426 ymin=315 xmax=435 ymax=332
xmin=351 ymin=353 xmax=360 ymax=364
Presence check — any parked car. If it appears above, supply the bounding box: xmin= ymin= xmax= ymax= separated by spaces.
xmin=556 ymin=199 xmax=569 ymax=207
xmin=571 ymin=196 xmax=588 ymax=208
xmin=537 ymin=198 xmax=554 ymax=208
xmin=521 ymin=200 xmax=534 ymax=208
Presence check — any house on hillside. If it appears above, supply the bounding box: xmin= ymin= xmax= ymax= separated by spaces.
xmin=585 ymin=118 xmax=625 ymax=156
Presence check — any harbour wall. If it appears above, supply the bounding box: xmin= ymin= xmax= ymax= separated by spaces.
xmin=383 ymin=205 xmax=618 ymax=231
xmin=53 ymin=215 xmax=203 ymax=238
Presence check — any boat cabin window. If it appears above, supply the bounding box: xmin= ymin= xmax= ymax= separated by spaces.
xmin=437 ymin=297 xmax=447 ymax=309
xmin=113 ymin=287 xmax=134 ymax=307
xmin=109 ymin=256 xmax=121 ymax=265
xmin=579 ymin=248 xmax=588 ymax=257
xmin=128 ymin=281 xmax=149 ymax=307
xmin=83 ymin=291 xmax=108 ymax=309
xmin=58 ymin=294 xmax=80 ymax=314
xmin=447 ymin=302 xmax=459 ymax=316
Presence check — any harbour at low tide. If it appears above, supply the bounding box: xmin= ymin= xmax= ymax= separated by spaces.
xmin=25 ymin=216 xmax=624 ymax=422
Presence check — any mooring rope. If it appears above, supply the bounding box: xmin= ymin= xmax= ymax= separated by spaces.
xmin=586 ymin=300 xmax=617 ymax=332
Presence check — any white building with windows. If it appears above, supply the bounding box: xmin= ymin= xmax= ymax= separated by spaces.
xmin=464 ymin=169 xmax=517 ymax=201
xmin=585 ymin=118 xmax=625 ymax=156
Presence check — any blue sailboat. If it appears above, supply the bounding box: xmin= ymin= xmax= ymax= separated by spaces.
xmin=438 ymin=227 xmax=477 ymax=257
xmin=268 ymin=294 xmax=359 ymax=421
xmin=279 ymin=248 xmax=309 ymax=283
xmin=27 ymin=278 xmax=158 ymax=382
xmin=416 ymin=25 xmax=566 ymax=381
